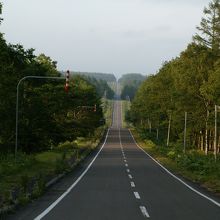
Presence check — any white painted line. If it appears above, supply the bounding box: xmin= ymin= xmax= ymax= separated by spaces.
xmin=125 ymin=163 xmax=128 ymax=167
xmin=34 ymin=129 xmax=110 ymax=220
xmin=131 ymin=181 xmax=135 ymax=188
xmin=128 ymin=129 xmax=220 ymax=208
xmin=124 ymin=159 xmax=127 ymax=163
xmin=134 ymin=192 xmax=141 ymax=199
xmin=126 ymin=169 xmax=130 ymax=173
xmin=140 ymin=206 xmax=150 ymax=218
xmin=128 ymin=174 xmax=133 ymax=179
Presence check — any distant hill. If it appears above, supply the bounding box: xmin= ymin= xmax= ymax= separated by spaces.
xmin=119 ymin=73 xmax=146 ymax=100
xmin=61 ymin=71 xmax=116 ymax=83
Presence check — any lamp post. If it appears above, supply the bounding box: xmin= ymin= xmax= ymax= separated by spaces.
xmin=15 ymin=75 xmax=65 ymax=157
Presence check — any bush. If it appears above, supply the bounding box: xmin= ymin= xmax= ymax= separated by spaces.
xmin=56 ymin=141 xmax=78 ymax=151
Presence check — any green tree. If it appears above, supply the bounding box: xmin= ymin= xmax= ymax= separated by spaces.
xmin=193 ymin=0 xmax=220 ymax=53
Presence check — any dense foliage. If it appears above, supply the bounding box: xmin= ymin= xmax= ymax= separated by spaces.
xmin=63 ymin=71 xmax=116 ymax=82
xmin=129 ymin=0 xmax=220 ymax=157
xmin=79 ymin=76 xmax=115 ymax=99
xmin=119 ymin=73 xmax=145 ymax=100
xmin=0 ymin=6 xmax=103 ymax=153
xmin=61 ymin=71 xmax=115 ymax=99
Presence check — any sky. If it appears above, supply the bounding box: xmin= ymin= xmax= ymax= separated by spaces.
xmin=0 ymin=0 xmax=211 ymax=77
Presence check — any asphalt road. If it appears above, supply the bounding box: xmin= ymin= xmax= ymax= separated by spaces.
xmin=6 ymin=100 xmax=220 ymax=220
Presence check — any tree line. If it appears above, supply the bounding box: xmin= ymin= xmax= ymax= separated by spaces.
xmin=0 ymin=4 xmax=103 ymax=154
xmin=62 ymin=71 xmax=116 ymax=82
xmin=129 ymin=0 xmax=220 ymax=157
xmin=119 ymin=73 xmax=145 ymax=100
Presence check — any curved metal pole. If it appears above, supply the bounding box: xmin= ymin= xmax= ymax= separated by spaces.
xmin=15 ymin=76 xmax=65 ymax=157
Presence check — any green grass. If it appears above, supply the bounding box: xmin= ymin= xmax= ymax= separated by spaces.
xmin=102 ymin=98 xmax=113 ymax=127
xmin=121 ymin=100 xmax=131 ymax=128
xmin=0 ymin=128 xmax=105 ymax=206
xmin=131 ymin=128 xmax=220 ymax=195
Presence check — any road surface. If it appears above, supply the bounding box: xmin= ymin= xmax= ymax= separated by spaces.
xmin=6 ymin=100 xmax=220 ymax=220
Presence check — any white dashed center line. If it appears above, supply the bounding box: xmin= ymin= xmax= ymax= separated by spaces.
xmin=126 ymin=169 xmax=130 ymax=173
xmin=134 ymin=192 xmax=141 ymax=199
xmin=140 ymin=206 xmax=150 ymax=218
xmin=128 ymin=174 xmax=133 ymax=179
xmin=125 ymin=164 xmax=128 ymax=167
xmin=130 ymin=182 xmax=135 ymax=188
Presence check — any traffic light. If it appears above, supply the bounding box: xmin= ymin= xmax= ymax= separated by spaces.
xmin=65 ymin=70 xmax=70 ymax=93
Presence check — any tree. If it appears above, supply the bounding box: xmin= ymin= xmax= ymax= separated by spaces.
xmin=119 ymin=74 xmax=145 ymax=100
xmin=193 ymin=0 xmax=220 ymax=53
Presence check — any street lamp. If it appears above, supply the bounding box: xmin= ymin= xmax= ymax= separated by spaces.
xmin=15 ymin=75 xmax=65 ymax=157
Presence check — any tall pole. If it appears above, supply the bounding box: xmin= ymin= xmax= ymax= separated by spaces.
xmin=167 ymin=113 xmax=171 ymax=147
xmin=156 ymin=128 xmax=159 ymax=140
xmin=184 ymin=112 xmax=187 ymax=154
xmin=214 ymin=105 xmax=217 ymax=161
xmin=15 ymin=76 xmax=65 ymax=158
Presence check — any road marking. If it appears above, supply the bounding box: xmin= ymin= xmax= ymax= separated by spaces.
xmin=129 ymin=129 xmax=220 ymax=208
xmin=134 ymin=192 xmax=141 ymax=199
xmin=131 ymin=181 xmax=135 ymax=188
xmin=34 ymin=129 xmax=110 ymax=220
xmin=128 ymin=174 xmax=133 ymax=179
xmin=124 ymin=159 xmax=127 ymax=163
xmin=140 ymin=206 xmax=150 ymax=218
xmin=126 ymin=169 xmax=130 ymax=173
xmin=125 ymin=163 xmax=128 ymax=167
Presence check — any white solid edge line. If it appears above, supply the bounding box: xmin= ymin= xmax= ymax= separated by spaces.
xmin=34 ymin=129 xmax=110 ymax=220
xmin=128 ymin=129 xmax=220 ymax=208
xmin=140 ymin=206 xmax=150 ymax=218
xmin=134 ymin=192 xmax=141 ymax=199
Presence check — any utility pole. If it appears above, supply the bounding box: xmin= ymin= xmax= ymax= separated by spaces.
xmin=167 ymin=113 xmax=172 ymax=147
xmin=184 ymin=112 xmax=187 ymax=153
xmin=156 ymin=128 xmax=159 ymax=140
xmin=214 ymin=105 xmax=220 ymax=161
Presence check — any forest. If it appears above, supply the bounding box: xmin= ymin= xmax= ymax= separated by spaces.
xmin=0 ymin=3 xmax=104 ymax=154
xmin=62 ymin=71 xmax=116 ymax=82
xmin=129 ymin=0 xmax=220 ymax=159
xmin=119 ymin=73 xmax=145 ymax=100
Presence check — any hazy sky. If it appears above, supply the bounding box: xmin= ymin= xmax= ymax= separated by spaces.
xmin=1 ymin=0 xmax=210 ymax=77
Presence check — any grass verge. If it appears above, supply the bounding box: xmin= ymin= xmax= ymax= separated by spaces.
xmin=121 ymin=100 xmax=131 ymax=128
xmin=131 ymin=128 xmax=220 ymax=196
xmin=102 ymin=98 xmax=113 ymax=127
xmin=0 ymin=127 xmax=105 ymax=209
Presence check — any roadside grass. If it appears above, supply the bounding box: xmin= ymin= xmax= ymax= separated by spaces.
xmin=121 ymin=100 xmax=131 ymax=128
xmin=0 ymin=127 xmax=105 ymax=207
xmin=102 ymin=98 xmax=113 ymax=127
xmin=131 ymin=128 xmax=220 ymax=195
